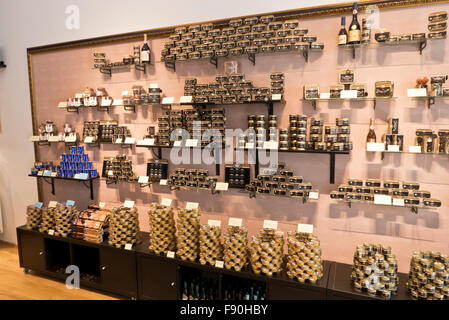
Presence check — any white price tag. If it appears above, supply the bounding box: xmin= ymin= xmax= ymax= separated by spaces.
xmin=48 ymin=230 xmax=55 ymax=236
xmin=138 ymin=176 xmax=149 ymax=184
xmin=149 ymin=83 xmax=159 ymax=89
xmin=180 ymin=96 xmax=193 ymax=104
xmin=208 ymin=220 xmax=221 ymax=228
xmin=173 ymin=141 xmax=182 ymax=147
xmin=124 ymin=200 xmax=135 ymax=208
xmin=115 ymin=138 xmax=123 ymax=144
xmin=263 ymin=220 xmax=278 ymax=230
xmin=43 ymin=170 xmax=52 ymax=177
xmin=108 ymin=170 xmax=114 ymax=176
xmin=101 ymin=99 xmax=112 ymax=107
xmin=245 ymin=142 xmax=254 ymax=149
xmin=186 ymin=139 xmax=198 ymax=147
xmin=138 ymin=138 xmax=154 ymax=146
xmin=124 ymin=137 xmax=135 ymax=144
xmin=162 ymin=97 xmax=174 ymax=105
xmin=309 ymin=191 xmax=319 ymax=200
xmin=366 ymin=142 xmax=385 ymax=152
xmin=29 ymin=136 xmax=40 ymax=142
xmin=161 ymin=198 xmax=172 ymax=207
xmin=215 ymin=260 xmax=224 ymax=268
xmin=409 ymin=146 xmax=422 ymax=153
xmin=341 ymin=90 xmax=358 ymax=99
xmin=298 ymin=224 xmax=314 ymax=234
xmin=186 ymin=202 xmax=199 ymax=210
xmin=74 ymin=93 xmax=83 ymax=98
xmin=124 ymin=243 xmax=133 ymax=250
xmin=66 ymin=200 xmax=75 ymax=207
xmin=393 ymin=198 xmax=405 ymax=207
xmin=48 ymin=201 xmax=58 ymax=208
xmin=65 ymin=135 xmax=77 ymax=143
xmin=407 ymin=88 xmax=427 ymax=97
xmin=271 ymin=94 xmax=282 ymax=101
xmin=387 ymin=145 xmax=400 ymax=152
xmin=37 ymin=171 xmax=44 ymax=176
xmin=84 ymin=136 xmax=94 ymax=144
xmin=215 ymin=182 xmax=229 ymax=191
xmin=99 ymin=202 xmax=106 ymax=209
xmin=112 ymin=99 xmax=123 ymax=106
xmin=58 ymin=101 xmax=68 ymax=109
xmin=74 ymin=174 xmax=80 ymax=179
xmin=228 ymin=218 xmax=242 ymax=227
xmin=320 ymin=92 xmax=330 ymax=99
xmin=160 ymin=179 xmax=168 ymax=186
xmin=167 ymin=251 xmax=175 ymax=259
xmin=50 ymin=172 xmax=58 ymax=177
xmin=374 ymin=194 xmax=392 ymax=206
xmin=121 ymin=90 xmax=129 ymax=96
xmin=48 ymin=136 xmax=60 ymax=142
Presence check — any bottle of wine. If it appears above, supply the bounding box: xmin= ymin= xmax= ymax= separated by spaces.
xmin=338 ymin=16 xmax=348 ymax=46
xmin=141 ymin=34 xmax=151 ymax=64
xmin=182 ymin=281 xmax=188 ymax=300
xmin=366 ymin=118 xmax=377 ymax=143
xmin=189 ymin=282 xmax=195 ymax=300
xmin=348 ymin=3 xmax=361 ymax=44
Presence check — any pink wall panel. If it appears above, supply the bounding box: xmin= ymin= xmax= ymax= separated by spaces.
xmin=30 ymin=3 xmax=449 ymax=273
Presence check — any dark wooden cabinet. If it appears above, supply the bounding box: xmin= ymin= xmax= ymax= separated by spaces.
xmin=17 ymin=229 xmax=46 ymax=271
xmin=100 ymin=247 xmax=137 ymax=298
xmin=137 ymin=255 xmax=177 ymax=300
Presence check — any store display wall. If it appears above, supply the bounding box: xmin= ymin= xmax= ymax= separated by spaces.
xmin=0 ymin=0 xmax=344 ymax=244
xmin=26 ymin=2 xmax=449 ymax=273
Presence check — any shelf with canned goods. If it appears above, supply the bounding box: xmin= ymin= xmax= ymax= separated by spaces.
xmin=28 ymin=174 xmax=99 ymax=200
xmin=302 ymin=96 xmax=397 ymax=110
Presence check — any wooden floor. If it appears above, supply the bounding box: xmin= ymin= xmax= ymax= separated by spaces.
xmin=0 ymin=241 xmax=117 ymax=300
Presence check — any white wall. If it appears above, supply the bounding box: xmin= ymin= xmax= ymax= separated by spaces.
xmin=0 ymin=0 xmax=344 ymax=243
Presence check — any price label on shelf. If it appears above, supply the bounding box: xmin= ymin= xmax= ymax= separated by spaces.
xmin=186 ymin=202 xmax=199 ymax=210
xmin=374 ymin=195 xmax=392 ymax=206
xmin=124 ymin=200 xmax=135 ymax=208
xmin=340 ymin=90 xmax=358 ymax=99
xmin=124 ymin=244 xmax=133 ymax=251
xmin=138 ymin=176 xmax=149 ymax=184
xmin=228 ymin=218 xmax=242 ymax=227
xmin=162 ymin=97 xmax=174 ymax=105
xmin=387 ymin=145 xmax=400 ymax=152
xmin=48 ymin=201 xmax=58 ymax=208
xmin=407 ymin=88 xmax=427 ymax=97
xmin=101 ymin=99 xmax=112 ymax=107
xmin=124 ymin=137 xmax=135 ymax=144
xmin=74 ymin=93 xmax=83 ymax=98
xmin=65 ymin=135 xmax=77 ymax=143
xmin=173 ymin=141 xmax=182 ymax=147
xmin=393 ymin=198 xmax=405 ymax=207
xmin=29 ymin=136 xmax=40 ymax=142
xmin=167 ymin=251 xmax=175 ymax=259
xmin=161 ymin=198 xmax=172 ymax=207
xmin=309 ymin=191 xmax=319 ymax=200
xmin=48 ymin=230 xmax=55 ymax=236
xmin=43 ymin=170 xmax=52 ymax=177
xmin=34 ymin=202 xmax=43 ymax=209
xmin=298 ymin=224 xmax=314 ymax=234
xmin=78 ymin=173 xmax=88 ymax=180
xmin=48 ymin=136 xmax=60 ymax=142
xmin=208 ymin=220 xmax=221 ymax=228
xmin=115 ymin=138 xmax=123 ymax=144
xmin=121 ymin=90 xmax=129 ymax=96
xmin=409 ymin=146 xmax=422 ymax=153
xmin=271 ymin=94 xmax=282 ymax=101
xmin=263 ymin=220 xmax=278 ymax=230
xmin=112 ymin=99 xmax=123 ymax=106
xmin=180 ymin=96 xmax=193 ymax=104
xmin=215 ymin=260 xmax=224 ymax=269
xmin=149 ymin=83 xmax=159 ymax=89
xmin=84 ymin=136 xmax=94 ymax=144
xmin=66 ymin=200 xmax=75 ymax=207
xmin=138 ymin=138 xmax=154 ymax=146
xmin=99 ymin=202 xmax=106 ymax=209
xmin=51 ymin=172 xmax=58 ymax=177
xmin=58 ymin=101 xmax=68 ymax=109
xmin=74 ymin=174 xmax=80 ymax=179
xmin=215 ymin=182 xmax=229 ymax=191
xmin=366 ymin=142 xmax=385 ymax=152
xmin=108 ymin=170 xmax=114 ymax=176
xmin=186 ymin=139 xmax=198 ymax=147
xmin=160 ymin=179 xmax=168 ymax=186
xmin=37 ymin=171 xmax=43 ymax=176
xmin=320 ymin=92 xmax=330 ymax=99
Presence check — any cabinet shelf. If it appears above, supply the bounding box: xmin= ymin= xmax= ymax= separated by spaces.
xmin=28 ymin=175 xmax=99 ymax=200
xmin=332 ymin=199 xmax=437 ymax=214
xmin=302 ymin=97 xmax=396 ymax=110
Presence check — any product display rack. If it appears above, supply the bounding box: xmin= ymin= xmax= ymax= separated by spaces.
xmin=410 ymin=95 xmax=449 ymax=108
xmin=332 ymin=198 xmax=437 ymax=214
xmin=28 ymin=175 xmax=99 ymax=200
xmin=32 ymin=139 xmax=79 ymax=147
xmin=235 ymin=147 xmax=349 ymax=184
xmin=303 ymin=96 xmax=397 ymax=110
xmin=97 ymin=63 xmax=147 ymax=76
xmin=368 ymin=150 xmax=449 ymax=160
xmin=182 ymin=100 xmax=285 ymax=116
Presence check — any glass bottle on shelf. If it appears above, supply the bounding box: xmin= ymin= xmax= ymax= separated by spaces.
xmin=141 ymin=34 xmax=151 ymax=64
xmin=366 ymin=118 xmax=377 ymax=143
xmin=348 ymin=3 xmax=361 ymax=45
xmin=338 ymin=16 xmax=348 ymax=46
xmin=182 ymin=281 xmax=188 ymax=300
xmin=189 ymin=281 xmax=195 ymax=300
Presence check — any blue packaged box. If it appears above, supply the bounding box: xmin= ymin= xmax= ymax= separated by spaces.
xmin=62 ymin=154 xmax=68 ymax=162
xmin=70 ymin=146 xmax=77 ymax=155
xmin=78 ymin=146 xmax=84 ymax=154
xmin=68 ymin=154 xmax=74 ymax=162
xmin=90 ymin=170 xmax=97 ymax=178
xmin=82 ymin=154 xmax=88 ymax=162
xmin=75 ymin=155 xmax=81 ymax=162
xmin=87 ymin=162 xmax=93 ymax=170
xmin=78 ymin=163 xmax=84 ymax=170
xmin=31 ymin=169 xmax=38 ymax=175
xmin=60 ymin=163 xmax=66 ymax=170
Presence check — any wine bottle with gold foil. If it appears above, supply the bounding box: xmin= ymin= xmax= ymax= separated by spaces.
xmin=348 ymin=3 xmax=361 ymax=44
xmin=366 ymin=118 xmax=377 ymax=143
xmin=338 ymin=17 xmax=348 ymax=46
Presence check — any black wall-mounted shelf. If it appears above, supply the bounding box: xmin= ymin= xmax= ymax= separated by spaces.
xmin=98 ymin=63 xmax=147 ymax=76
xmin=339 ymin=39 xmax=429 ymax=59
xmin=28 ymin=175 xmax=98 ymax=200
xmin=182 ymin=100 xmax=284 ymax=116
